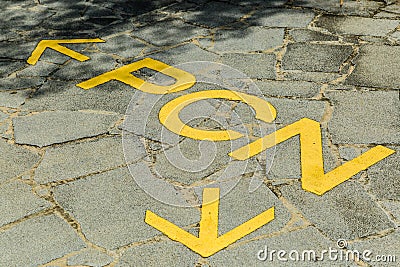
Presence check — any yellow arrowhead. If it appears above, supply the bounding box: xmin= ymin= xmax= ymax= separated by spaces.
xmin=145 ymin=188 xmax=275 ymax=257
xmin=229 ymin=118 xmax=396 ymax=195
xmin=27 ymin=38 xmax=105 ymax=65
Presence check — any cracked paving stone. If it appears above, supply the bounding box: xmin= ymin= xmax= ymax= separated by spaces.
xmin=345 ymin=45 xmax=400 ymax=89
xmin=182 ymin=1 xmax=249 ymax=28
xmin=194 ymin=178 xmax=291 ymax=241
xmin=280 ymin=181 xmax=395 ymax=240
xmin=15 ymin=61 xmax=59 ymax=78
xmin=100 ymin=34 xmax=148 ymax=59
xmin=131 ymin=19 xmax=209 ymax=47
xmin=53 ymin=167 xmax=199 ymax=250
xmin=0 ymin=214 xmax=86 ymax=267
xmin=0 ymin=60 xmax=26 ymax=78
xmin=67 ymin=248 xmax=113 ymax=267
xmin=51 ymin=53 xmax=116 ymax=81
xmin=221 ymin=53 xmax=276 ymax=79
xmin=0 ymin=76 xmax=44 ymax=90
xmin=0 ymin=139 xmax=40 ymax=182
xmin=0 ymin=180 xmax=51 ymax=227
xmin=348 ymin=231 xmax=400 ymax=267
xmin=0 ymin=110 xmax=7 ymax=122
xmin=116 ymin=240 xmax=199 ymax=267
xmin=367 ymin=146 xmax=399 ymax=201
xmin=21 ymin=80 xmax=136 ymax=114
xmin=208 ymin=227 xmax=338 ymax=267
xmin=13 ymin=110 xmax=121 ymax=147
xmin=283 ymin=43 xmax=353 ymax=73
xmin=255 ymin=80 xmax=321 ymax=98
xmin=316 ymin=15 xmax=399 ymax=37
xmin=380 ymin=200 xmax=400 ymax=225
xmin=325 ymin=91 xmax=399 ymax=144
xmin=293 ymin=0 xmax=383 ymax=16
xmin=0 ymin=90 xmax=31 ymax=108
xmin=249 ymin=8 xmax=315 ymax=28
xmin=283 ymin=71 xmax=341 ymax=83
xmin=288 ymin=29 xmax=339 ymax=42
xmin=0 ymin=41 xmax=37 ymax=60
xmin=34 ymin=136 xmax=136 ymax=184
xmin=199 ymin=27 xmax=284 ymax=53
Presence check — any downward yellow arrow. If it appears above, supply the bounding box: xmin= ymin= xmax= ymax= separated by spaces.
xmin=145 ymin=188 xmax=275 ymax=257
xmin=27 ymin=38 xmax=105 ymax=65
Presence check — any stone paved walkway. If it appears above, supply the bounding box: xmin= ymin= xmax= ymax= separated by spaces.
xmin=0 ymin=0 xmax=399 ymax=266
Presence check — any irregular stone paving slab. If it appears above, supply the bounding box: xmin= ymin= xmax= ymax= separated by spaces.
xmin=283 ymin=43 xmax=353 ymax=73
xmin=380 ymin=200 xmax=400 ymax=225
xmin=22 ymin=80 xmax=136 ymax=114
xmin=345 ymin=45 xmax=400 ymax=89
xmin=100 ymin=34 xmax=148 ymax=59
xmin=0 ymin=77 xmax=44 ymax=90
xmin=0 ymin=41 xmax=38 ymax=60
xmin=289 ymin=29 xmax=339 ymax=42
xmin=348 ymin=231 xmax=400 ymax=267
xmin=200 ymin=27 xmax=284 ymax=53
xmin=16 ymin=61 xmax=59 ymax=78
xmin=182 ymin=1 xmax=249 ymax=28
xmin=293 ymin=0 xmax=383 ymax=16
xmin=255 ymin=80 xmax=320 ymax=98
xmin=194 ymin=178 xmax=291 ymax=241
xmin=367 ymin=146 xmax=399 ymax=201
xmin=250 ymin=8 xmax=315 ymax=28
xmin=52 ymin=53 xmax=116 ymax=81
xmin=35 ymin=136 xmax=134 ymax=184
xmin=316 ymin=15 xmax=399 ymax=37
xmin=0 ymin=90 xmax=31 ymax=108
xmin=0 ymin=180 xmax=51 ymax=227
xmin=131 ymin=19 xmax=209 ymax=47
xmin=325 ymin=91 xmax=399 ymax=144
xmin=0 ymin=139 xmax=40 ymax=182
xmin=221 ymin=53 xmax=276 ymax=79
xmin=0 ymin=111 xmax=7 ymax=122
xmin=53 ymin=167 xmax=199 ymax=250
xmin=116 ymin=240 xmax=199 ymax=267
xmin=0 ymin=60 xmax=25 ymax=78
xmin=67 ymin=248 xmax=114 ymax=267
xmin=0 ymin=214 xmax=86 ymax=266
xmin=280 ymin=181 xmax=394 ymax=240
xmin=209 ymin=227 xmax=340 ymax=267
xmin=284 ymin=71 xmax=341 ymax=83
xmin=13 ymin=111 xmax=121 ymax=147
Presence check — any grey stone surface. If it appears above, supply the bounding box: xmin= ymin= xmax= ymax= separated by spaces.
xmin=346 ymin=45 xmax=400 ymax=89
xmin=316 ymin=15 xmax=399 ymax=37
xmin=53 ymin=167 xmax=199 ymax=249
xmin=367 ymin=146 xmax=399 ymax=201
xmin=0 ymin=111 xmax=7 ymax=122
xmin=250 ymin=8 xmax=315 ymax=28
xmin=326 ymin=91 xmax=399 ymax=144
xmin=0 ymin=214 xmax=86 ymax=266
xmin=380 ymin=200 xmax=400 ymax=225
xmin=0 ymin=180 xmax=51 ymax=227
xmin=348 ymin=231 xmax=400 ymax=267
xmin=209 ymin=227 xmax=337 ymax=266
xmin=0 ymin=60 xmax=25 ymax=78
xmin=132 ymin=19 xmax=209 ymax=46
xmin=256 ymin=80 xmax=321 ymax=98
xmin=0 ymin=76 xmax=44 ymax=90
xmin=0 ymin=139 xmax=40 ymax=182
xmin=13 ymin=111 xmax=121 ymax=147
xmin=283 ymin=43 xmax=353 ymax=73
xmin=100 ymin=34 xmax=149 ymax=59
xmin=201 ymin=27 xmax=284 ymax=53
xmin=35 ymin=136 xmax=131 ymax=184
xmin=0 ymin=90 xmax=31 ymax=108
xmin=16 ymin=61 xmax=59 ymax=78
xmin=289 ymin=29 xmax=339 ymax=42
xmin=280 ymin=181 xmax=394 ymax=240
xmin=221 ymin=53 xmax=276 ymax=79
xmin=116 ymin=241 xmax=199 ymax=267
xmin=284 ymin=71 xmax=341 ymax=83
xmin=67 ymin=248 xmax=114 ymax=267
xmin=21 ymin=80 xmax=136 ymax=114
xmin=293 ymin=0 xmax=383 ymax=16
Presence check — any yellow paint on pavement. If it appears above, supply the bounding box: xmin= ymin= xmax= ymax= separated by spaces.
xmin=76 ymin=58 xmax=196 ymax=94
xmin=159 ymin=89 xmax=276 ymax=141
xmin=229 ymin=118 xmax=395 ymax=195
xmin=27 ymin=38 xmax=105 ymax=65
xmin=145 ymin=188 xmax=275 ymax=257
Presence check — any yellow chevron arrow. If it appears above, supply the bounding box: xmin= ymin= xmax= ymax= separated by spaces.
xmin=145 ymin=188 xmax=274 ymax=257
xmin=27 ymin=38 xmax=105 ymax=65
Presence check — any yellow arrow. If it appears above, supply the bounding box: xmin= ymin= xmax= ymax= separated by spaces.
xmin=229 ymin=118 xmax=395 ymax=195
xmin=145 ymin=188 xmax=275 ymax=257
xmin=27 ymin=38 xmax=105 ymax=65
